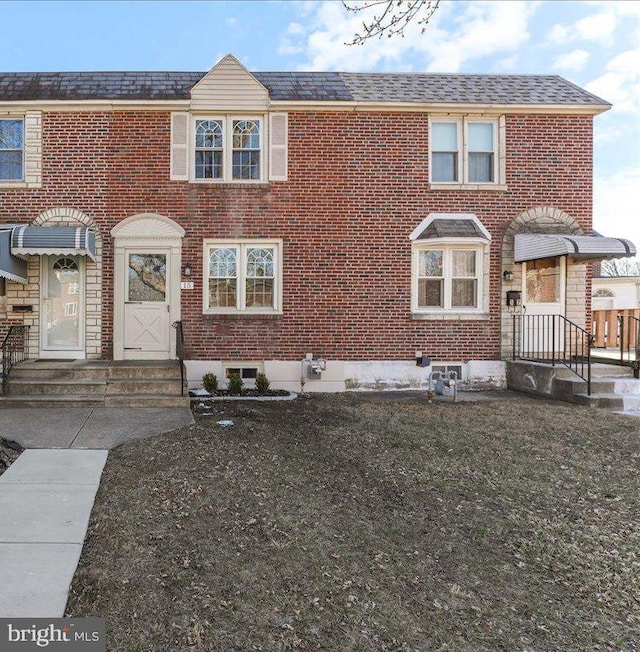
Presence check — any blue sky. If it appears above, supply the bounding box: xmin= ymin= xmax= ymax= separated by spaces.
xmin=1 ymin=0 xmax=638 ymax=250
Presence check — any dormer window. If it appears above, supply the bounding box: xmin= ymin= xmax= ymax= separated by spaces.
xmin=192 ymin=116 xmax=263 ymax=182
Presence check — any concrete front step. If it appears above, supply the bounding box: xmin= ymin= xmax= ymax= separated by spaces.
xmin=104 ymin=394 xmax=191 ymax=408
xmin=0 ymin=395 xmax=106 ymax=408
xmin=572 ymin=392 xmax=626 ymax=409
xmin=106 ymin=378 xmax=183 ymax=395
xmin=8 ymin=379 xmax=107 ymax=396
xmin=2 ymin=359 xmax=187 ymax=408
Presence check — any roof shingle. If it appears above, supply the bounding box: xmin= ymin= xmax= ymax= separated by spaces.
xmin=0 ymin=70 xmax=609 ymax=106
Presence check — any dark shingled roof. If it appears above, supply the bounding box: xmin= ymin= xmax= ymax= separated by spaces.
xmin=0 ymin=71 xmax=609 ymax=105
xmin=417 ymin=218 xmax=488 ymax=240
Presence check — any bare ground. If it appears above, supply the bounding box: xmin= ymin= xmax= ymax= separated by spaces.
xmin=67 ymin=394 xmax=640 ymax=651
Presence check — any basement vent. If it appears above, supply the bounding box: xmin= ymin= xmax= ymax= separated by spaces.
xmin=432 ymin=364 xmax=463 ymax=380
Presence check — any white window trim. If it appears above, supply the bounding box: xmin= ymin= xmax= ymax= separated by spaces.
xmin=429 ymin=115 xmax=506 ymax=190
xmin=0 ymin=116 xmax=25 ymax=185
xmin=203 ymin=239 xmax=283 ymax=315
xmin=412 ymin=242 xmax=487 ymax=316
xmin=191 ymin=115 xmax=266 ymax=184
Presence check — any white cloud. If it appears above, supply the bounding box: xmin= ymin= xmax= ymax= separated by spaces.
xmin=586 ymin=47 xmax=640 ymax=114
xmin=551 ymin=48 xmax=589 ymax=72
xmin=279 ymin=1 xmax=537 ymax=72
xmin=594 ymin=167 xmax=640 ymax=251
xmin=575 ymin=11 xmax=617 ymax=45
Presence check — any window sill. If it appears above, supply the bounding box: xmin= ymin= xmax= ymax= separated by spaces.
xmin=203 ymin=311 xmax=282 ymax=320
xmin=429 ymin=183 xmax=507 ymax=192
xmin=0 ymin=181 xmax=41 ymax=189
xmin=411 ymin=312 xmax=491 ymax=321
xmin=189 ymin=179 xmax=269 ymax=187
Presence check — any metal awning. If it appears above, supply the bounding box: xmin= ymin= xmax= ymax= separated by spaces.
xmin=11 ymin=226 xmax=96 ymax=261
xmin=514 ymin=233 xmax=636 ymax=263
xmin=0 ymin=229 xmax=28 ymax=283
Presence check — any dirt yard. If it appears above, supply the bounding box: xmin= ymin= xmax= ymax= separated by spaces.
xmin=67 ymin=394 xmax=640 ymax=651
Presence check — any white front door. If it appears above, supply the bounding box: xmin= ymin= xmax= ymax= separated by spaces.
xmin=123 ymin=250 xmax=171 ymax=359
xmin=41 ymin=255 xmax=85 ymax=359
xmin=521 ymin=256 xmax=566 ymax=354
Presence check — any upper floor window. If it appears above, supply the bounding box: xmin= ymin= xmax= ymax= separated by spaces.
xmin=193 ymin=117 xmax=263 ymax=182
xmin=430 ymin=117 xmax=501 ymax=186
xmin=204 ymin=239 xmax=282 ymax=314
xmin=0 ymin=119 xmax=24 ymax=181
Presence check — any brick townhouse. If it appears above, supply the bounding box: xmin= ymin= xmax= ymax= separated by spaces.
xmin=0 ymin=54 xmax=634 ymax=394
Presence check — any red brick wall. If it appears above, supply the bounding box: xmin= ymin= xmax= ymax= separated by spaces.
xmin=0 ymin=110 xmax=594 ymax=361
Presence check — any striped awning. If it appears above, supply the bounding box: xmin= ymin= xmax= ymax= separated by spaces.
xmin=11 ymin=226 xmax=96 ymax=261
xmin=514 ymin=233 xmax=636 ymax=263
xmin=0 ymin=229 xmax=28 ymax=283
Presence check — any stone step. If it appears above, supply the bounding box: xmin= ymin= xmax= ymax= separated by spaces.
xmin=572 ymin=392 xmax=625 ymax=409
xmin=106 ymin=378 xmax=183 ymax=395
xmin=590 ymin=363 xmax=635 ymax=378
xmin=622 ymin=395 xmax=640 ymax=410
xmin=107 ymin=361 xmax=183 ymax=380
xmin=0 ymin=395 xmax=106 ymax=408
xmin=9 ymin=363 xmax=109 ymax=381
xmin=612 ymin=378 xmax=640 ymax=395
xmin=7 ymin=379 xmax=107 ymax=396
xmin=104 ymin=394 xmax=191 ymax=408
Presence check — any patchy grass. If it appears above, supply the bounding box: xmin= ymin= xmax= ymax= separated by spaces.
xmin=67 ymin=394 xmax=640 ymax=651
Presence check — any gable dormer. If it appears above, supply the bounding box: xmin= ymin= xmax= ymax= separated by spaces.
xmin=189 ymin=54 xmax=269 ymax=111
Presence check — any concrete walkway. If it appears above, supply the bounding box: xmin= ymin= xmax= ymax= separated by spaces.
xmin=0 ymin=449 xmax=107 ymax=617
xmin=0 ymin=406 xmax=194 ymax=617
xmin=0 ymin=406 xmax=194 ymax=449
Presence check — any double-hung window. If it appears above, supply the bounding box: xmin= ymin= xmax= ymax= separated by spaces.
xmin=0 ymin=119 xmax=24 ymax=181
xmin=194 ymin=117 xmax=263 ymax=182
xmin=204 ymin=240 xmax=282 ymax=314
xmin=416 ymin=248 xmax=480 ymax=310
xmin=430 ymin=117 xmax=501 ymax=186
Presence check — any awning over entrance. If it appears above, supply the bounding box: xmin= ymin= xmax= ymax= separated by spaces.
xmin=0 ymin=229 xmax=28 ymax=283
xmin=514 ymin=233 xmax=636 ymax=263
xmin=11 ymin=226 xmax=96 ymax=261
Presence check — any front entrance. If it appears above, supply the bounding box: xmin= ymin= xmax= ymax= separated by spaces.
xmin=111 ymin=213 xmax=184 ymax=361
xmin=123 ymin=250 xmax=171 ymax=358
xmin=521 ymin=256 xmax=566 ymax=353
xmin=40 ymin=255 xmax=85 ymax=359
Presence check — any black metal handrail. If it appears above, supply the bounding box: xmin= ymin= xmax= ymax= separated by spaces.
xmin=172 ymin=320 xmax=185 ymax=395
xmin=1 ymin=325 xmax=30 ymax=395
xmin=618 ymin=314 xmax=640 ymax=377
xmin=513 ymin=314 xmax=593 ymax=395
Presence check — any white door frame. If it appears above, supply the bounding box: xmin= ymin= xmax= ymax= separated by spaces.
xmin=521 ymin=256 xmax=566 ymax=355
xmin=40 ymin=254 xmax=86 ymax=359
xmin=111 ymin=214 xmax=184 ymax=361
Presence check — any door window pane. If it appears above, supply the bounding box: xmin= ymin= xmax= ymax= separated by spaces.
xmin=46 ymin=257 xmax=80 ymax=348
xmin=128 ymin=254 xmax=167 ymax=302
xmin=526 ymin=258 xmax=560 ymax=303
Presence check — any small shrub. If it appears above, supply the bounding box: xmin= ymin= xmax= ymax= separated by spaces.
xmin=227 ymin=372 xmax=243 ymax=395
xmin=202 ymin=373 xmax=218 ymax=394
xmin=255 ymin=372 xmax=270 ymax=394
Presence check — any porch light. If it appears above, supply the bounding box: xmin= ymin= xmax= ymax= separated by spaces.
xmin=503 ymin=270 xmax=514 ymax=282
xmin=183 ymin=263 xmax=192 ymax=277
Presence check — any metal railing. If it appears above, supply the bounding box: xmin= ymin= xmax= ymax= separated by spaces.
xmin=172 ymin=320 xmax=185 ymax=395
xmin=618 ymin=313 xmax=640 ymax=377
xmin=1 ymin=325 xmax=30 ymax=395
xmin=513 ymin=314 xmax=593 ymax=395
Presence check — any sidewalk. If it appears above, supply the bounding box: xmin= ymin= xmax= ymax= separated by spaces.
xmin=0 ymin=449 xmax=107 ymax=617
xmin=0 ymin=405 xmax=194 ymax=617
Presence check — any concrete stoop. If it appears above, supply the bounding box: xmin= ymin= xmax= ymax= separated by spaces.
xmin=506 ymin=360 xmax=640 ymax=409
xmin=0 ymin=360 xmax=190 ymax=408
